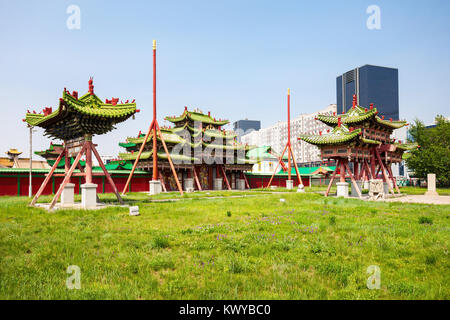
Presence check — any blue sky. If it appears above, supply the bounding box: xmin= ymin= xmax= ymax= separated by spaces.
xmin=1 ymin=0 xmax=449 ymax=157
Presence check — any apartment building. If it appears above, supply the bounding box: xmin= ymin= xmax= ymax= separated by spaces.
xmin=241 ymin=104 xmax=337 ymax=164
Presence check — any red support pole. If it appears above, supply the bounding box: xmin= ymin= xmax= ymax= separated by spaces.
xmin=220 ymin=165 xmax=231 ymax=190
xmin=122 ymin=119 xmax=154 ymax=195
xmin=289 ymin=145 xmax=302 ymax=186
xmin=85 ymin=136 xmax=93 ymax=184
xmin=193 ymin=166 xmax=202 ymax=191
xmin=30 ymin=146 xmax=66 ymax=206
xmin=156 ymin=122 xmax=183 ymax=195
xmin=344 ymin=161 xmax=362 ymax=198
xmin=266 ymin=143 xmax=288 ymax=188
xmin=340 ymin=159 xmax=346 ymax=182
xmin=91 ymin=143 xmax=124 ymax=204
xmin=49 ymin=144 xmax=86 ymax=209
xmin=243 ymin=171 xmax=250 ymax=189
xmin=325 ymin=159 xmax=339 ymax=197
xmin=374 ymin=148 xmax=394 ymax=195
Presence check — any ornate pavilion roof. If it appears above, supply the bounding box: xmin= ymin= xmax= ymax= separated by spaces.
xmin=118 ymin=107 xmax=255 ymax=165
xmin=24 ymin=79 xmax=138 ymax=140
xmin=315 ymin=97 xmax=408 ymax=130
xmin=165 ymin=107 xmax=229 ymax=126
xmin=298 ymin=124 xmax=381 ymax=146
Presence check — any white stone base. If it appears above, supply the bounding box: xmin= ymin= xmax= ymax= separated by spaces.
xmin=60 ymin=183 xmax=75 ymax=206
xmin=214 ymin=178 xmax=223 ymax=190
xmin=351 ymin=180 xmax=363 ymax=197
xmin=236 ymin=179 xmax=246 ymax=190
xmin=184 ymin=178 xmax=194 ymax=192
xmin=336 ymin=182 xmax=349 ymax=198
xmin=425 ymin=173 xmax=438 ymax=196
xmin=286 ymin=180 xmax=294 ymax=190
xmin=297 ymin=184 xmax=305 ymax=193
xmin=149 ymin=180 xmax=162 ymax=195
xmin=81 ymin=183 xmax=97 ymax=209
xmin=363 ymin=180 xmax=369 ymax=190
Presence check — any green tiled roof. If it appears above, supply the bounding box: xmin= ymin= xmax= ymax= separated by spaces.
xmin=316 ymin=105 xmax=407 ymax=130
xmin=0 ymin=167 xmax=147 ymax=175
xmin=24 ymin=85 xmax=137 ymax=140
xmin=246 ymin=145 xmax=288 ymax=160
xmin=165 ymin=109 xmax=229 ymax=126
xmin=394 ymin=142 xmax=419 ymax=151
xmin=119 ymin=151 xmax=199 ymax=162
xmin=298 ymin=125 xmax=362 ymax=146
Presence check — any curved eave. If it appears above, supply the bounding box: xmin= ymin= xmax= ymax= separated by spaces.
xmin=119 ymin=142 xmax=137 ymax=148
xmin=203 ymin=130 xmax=237 ymax=139
xmin=317 ymin=108 xmax=378 ymax=126
xmin=165 ymin=111 xmax=229 ymax=126
xmin=374 ymin=117 xmax=407 ymax=129
xmin=25 ymin=90 xmax=137 ymax=129
xmin=298 ymin=131 xmax=361 ymax=146
xmin=394 ymin=142 xmax=419 ymax=151
xmin=63 ymin=91 xmax=137 ymax=119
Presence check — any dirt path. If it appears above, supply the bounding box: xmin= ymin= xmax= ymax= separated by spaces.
xmin=384 ymin=195 xmax=450 ymax=205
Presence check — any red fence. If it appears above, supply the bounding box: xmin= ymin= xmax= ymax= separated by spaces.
xmin=0 ymin=172 xmax=151 ymax=196
xmin=245 ymin=174 xmax=310 ymax=189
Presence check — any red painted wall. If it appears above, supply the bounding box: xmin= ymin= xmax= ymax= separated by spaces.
xmin=0 ymin=173 xmax=151 ymax=196
xmin=246 ymin=174 xmax=310 ymax=189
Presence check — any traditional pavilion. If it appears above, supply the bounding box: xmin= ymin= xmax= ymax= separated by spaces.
xmin=118 ymin=107 xmax=255 ymax=191
xmin=298 ymin=95 xmax=418 ymax=198
xmin=24 ymin=78 xmax=137 ymax=209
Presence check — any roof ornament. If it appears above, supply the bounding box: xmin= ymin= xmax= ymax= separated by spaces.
xmin=88 ymin=77 xmax=94 ymax=95
xmin=370 ymin=103 xmax=374 ymax=110
xmin=338 ymin=116 xmax=342 ymax=128
xmin=352 ymin=94 xmax=357 ymax=109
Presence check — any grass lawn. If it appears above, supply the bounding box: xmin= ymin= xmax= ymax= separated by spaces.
xmin=0 ymin=190 xmax=449 ymax=299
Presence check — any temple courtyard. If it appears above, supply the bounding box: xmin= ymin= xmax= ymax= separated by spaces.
xmin=0 ymin=187 xmax=449 ymax=299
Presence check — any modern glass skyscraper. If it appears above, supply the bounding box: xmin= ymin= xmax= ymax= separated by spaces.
xmin=233 ymin=119 xmax=261 ymax=141
xmin=337 ymin=65 xmax=399 ymax=120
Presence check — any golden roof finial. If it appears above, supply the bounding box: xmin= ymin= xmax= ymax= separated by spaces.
xmin=153 ymin=40 xmax=156 ymax=50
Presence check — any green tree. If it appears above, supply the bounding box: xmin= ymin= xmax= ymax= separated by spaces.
xmin=407 ymin=115 xmax=450 ymax=187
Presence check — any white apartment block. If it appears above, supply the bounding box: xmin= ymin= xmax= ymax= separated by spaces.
xmin=242 ymin=104 xmax=337 ymax=164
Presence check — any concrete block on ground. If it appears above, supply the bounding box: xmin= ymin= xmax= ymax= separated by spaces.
xmin=336 ymin=182 xmax=349 ymax=198
xmin=60 ymin=183 xmax=75 ymax=206
xmin=149 ymin=180 xmax=162 ymax=195
xmin=81 ymin=183 xmax=97 ymax=209
xmin=237 ymin=179 xmax=246 ymax=190
xmin=214 ymin=178 xmax=223 ymax=190
xmin=184 ymin=178 xmax=194 ymax=192
xmin=286 ymin=180 xmax=294 ymax=190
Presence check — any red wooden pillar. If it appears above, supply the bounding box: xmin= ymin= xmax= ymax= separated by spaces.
xmin=340 ymin=159 xmax=346 ymax=182
xmin=85 ymin=137 xmax=93 ymax=184
xmin=353 ymin=160 xmax=359 ymax=180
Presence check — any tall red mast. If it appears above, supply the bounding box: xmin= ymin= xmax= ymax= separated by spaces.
xmin=287 ymin=88 xmax=291 ymax=181
xmin=266 ymin=88 xmax=302 ymax=188
xmin=152 ymin=40 xmax=158 ymax=181
xmin=122 ymin=40 xmax=183 ymax=196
